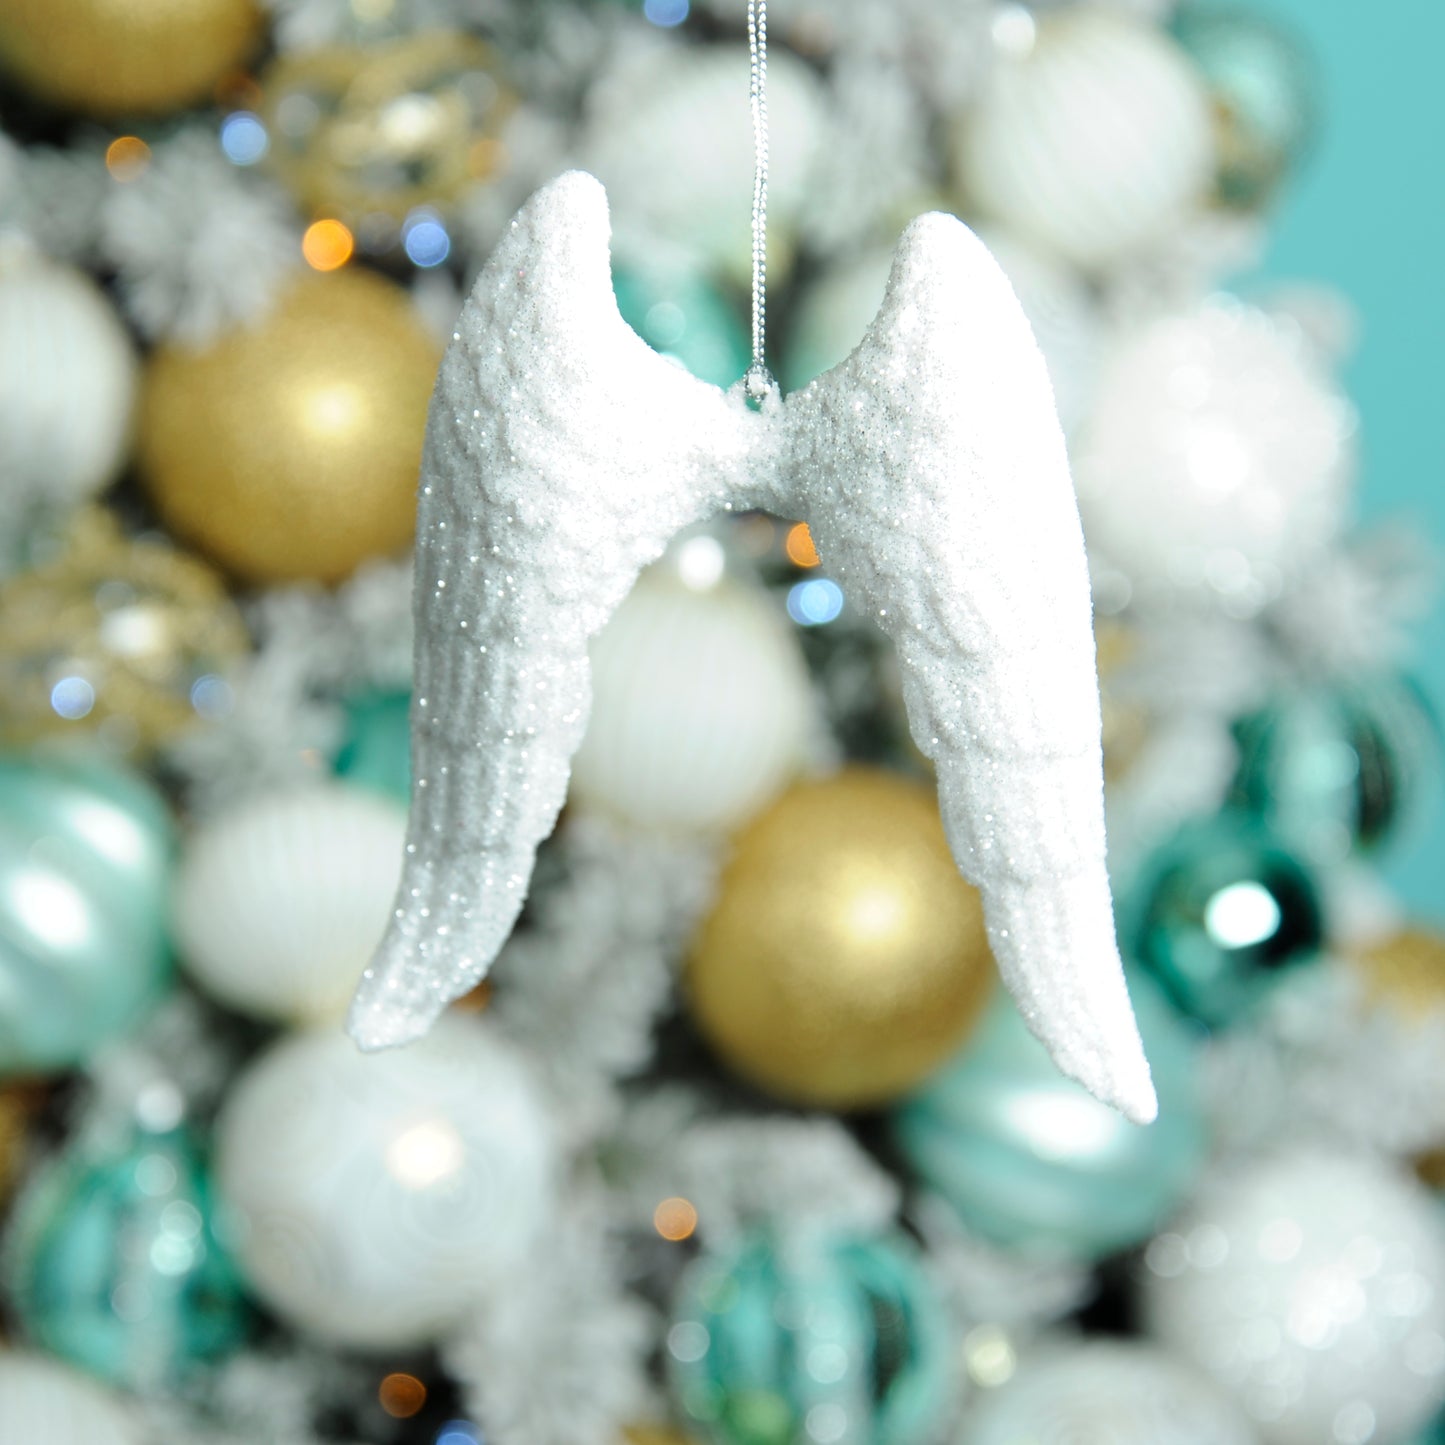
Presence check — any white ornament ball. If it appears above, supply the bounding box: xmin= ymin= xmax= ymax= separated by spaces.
xmin=956 ymin=9 xmax=1214 ymax=270
xmin=968 ymin=1338 xmax=1259 ymax=1445
xmin=0 ymin=1350 xmax=139 ymax=1445
xmin=174 ymin=782 xmax=407 ymax=1025
xmin=1140 ymin=1149 xmax=1445 ymax=1445
xmin=570 ymin=552 xmax=815 ymax=834
xmin=1074 ymin=299 xmax=1355 ymax=611
xmin=584 ymin=43 xmax=825 ymax=283
xmin=0 ymin=249 xmax=137 ymax=513
xmin=783 ymin=232 xmax=1100 ymax=432
xmin=215 ymin=1014 xmax=556 ymax=1350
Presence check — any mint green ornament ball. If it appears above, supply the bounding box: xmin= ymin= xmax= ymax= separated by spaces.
xmin=668 ymin=1230 xmax=951 ymax=1445
xmin=0 ymin=754 xmax=174 ymax=1078
xmin=892 ymin=974 xmax=1207 ymax=1260
xmin=332 ymin=689 xmax=413 ymax=805
xmin=5 ymin=1114 xmax=250 ymax=1388
xmin=613 ymin=263 xmax=750 ymax=389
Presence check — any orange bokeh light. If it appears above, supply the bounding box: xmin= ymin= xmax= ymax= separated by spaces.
xmin=105 ymin=136 xmax=151 ymax=182
xmin=378 ymin=1372 xmax=427 ymax=1419
xmin=302 ymin=219 xmax=355 ymax=272
xmin=653 ymin=1196 xmax=699 ymax=1242
xmin=785 ymin=522 xmax=820 ymax=568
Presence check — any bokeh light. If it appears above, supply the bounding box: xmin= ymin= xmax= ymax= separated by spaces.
xmin=786 ymin=577 xmax=844 ymax=626
xmin=653 ymin=1196 xmax=699 ymax=1241
xmin=378 ymin=1372 xmax=427 ymax=1419
xmin=302 ymin=219 xmax=354 ymax=272
xmin=104 ymin=136 xmax=151 ymax=182
xmin=785 ymin=522 xmax=820 ymax=568
xmin=219 ymin=111 xmax=268 ymax=166
xmin=644 ymin=0 xmax=690 ymax=25
xmin=403 ymin=211 xmax=452 ymax=268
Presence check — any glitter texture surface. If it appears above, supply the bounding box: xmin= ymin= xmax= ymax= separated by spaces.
xmin=346 ymin=171 xmax=1155 ymax=1124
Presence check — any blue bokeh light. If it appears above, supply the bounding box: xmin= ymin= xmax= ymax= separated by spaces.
xmin=50 ymin=676 xmax=95 ymax=720
xmin=219 ymin=111 xmax=269 ymax=166
xmin=403 ymin=213 xmax=452 ymax=269
xmin=435 ymin=1423 xmax=483 ymax=1445
xmin=643 ymin=0 xmax=690 ymax=25
xmin=786 ymin=578 xmax=844 ymax=626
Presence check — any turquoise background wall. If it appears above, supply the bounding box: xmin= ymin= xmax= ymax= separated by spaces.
xmin=1241 ymin=0 xmax=1445 ymax=917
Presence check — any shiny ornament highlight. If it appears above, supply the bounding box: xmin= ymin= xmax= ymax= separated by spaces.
xmin=138 ymin=269 xmax=440 ymax=585
xmin=668 ymin=1230 xmax=951 ymax=1445
xmin=0 ymin=509 xmax=249 ymax=756
xmin=0 ymin=0 xmax=261 ymax=117
xmin=5 ymin=1118 xmax=249 ymax=1388
xmin=687 ymin=769 xmax=996 ymax=1108
xmin=1122 ymin=812 xmax=1323 ymax=1028
xmin=1172 ymin=7 xmax=1317 ymax=210
xmin=894 ymin=975 xmax=1205 ymax=1260
xmin=1231 ymin=675 xmax=1437 ymax=863
xmin=0 ymin=754 xmax=173 ymax=1078
xmin=173 ymin=783 xmax=407 ymax=1026
xmin=1074 ymin=299 xmax=1354 ymax=611
xmin=214 ymin=1015 xmax=555 ymax=1350
xmin=1141 ymin=1149 xmax=1445 ymax=1445
xmin=349 ymin=172 xmax=1156 ymax=1126
xmin=966 ymin=1337 xmax=1259 ymax=1445
xmin=570 ymin=562 xmax=814 ymax=834
xmin=260 ymin=33 xmax=513 ymax=225
xmin=614 ymin=264 xmax=751 ymax=389
xmin=955 ymin=9 xmax=1214 ymax=269
xmin=0 ymin=253 xmax=137 ymax=527
xmin=0 ymin=1351 xmax=139 ymax=1445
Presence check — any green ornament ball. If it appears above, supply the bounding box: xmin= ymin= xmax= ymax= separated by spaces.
xmin=332 ymin=689 xmax=413 ymax=805
xmin=613 ymin=263 xmax=751 ymax=389
xmin=1122 ymin=810 xmax=1324 ymax=1028
xmin=668 ymin=1230 xmax=951 ymax=1445
xmin=1171 ymin=5 xmax=1317 ymax=209
xmin=892 ymin=974 xmax=1207 ymax=1261
xmin=1231 ymin=674 xmax=1438 ymax=863
xmin=0 ymin=754 xmax=174 ymax=1078
xmin=4 ymin=1113 xmax=250 ymax=1388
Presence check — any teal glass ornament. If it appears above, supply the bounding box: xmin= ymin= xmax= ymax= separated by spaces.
xmin=1231 ymin=675 xmax=1439 ymax=863
xmin=614 ymin=264 xmax=750 ymax=389
xmin=0 ymin=754 xmax=174 ymax=1078
xmin=667 ymin=1230 xmax=950 ymax=1445
xmin=5 ymin=1112 xmax=250 ymax=1388
xmin=1171 ymin=6 xmax=1317 ymax=208
xmin=1122 ymin=811 xmax=1323 ymax=1028
xmin=892 ymin=974 xmax=1206 ymax=1261
xmin=332 ymin=689 xmax=413 ymax=805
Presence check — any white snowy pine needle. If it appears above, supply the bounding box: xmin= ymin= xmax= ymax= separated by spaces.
xmin=100 ymin=129 xmax=299 ymax=346
xmin=443 ymin=1194 xmax=656 ymax=1445
xmin=1203 ymin=961 xmax=1445 ymax=1160
xmin=492 ymin=817 xmax=717 ymax=1144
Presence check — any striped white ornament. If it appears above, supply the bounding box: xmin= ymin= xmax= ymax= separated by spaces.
xmin=0 ymin=250 xmax=137 ymax=511
xmin=956 ymin=10 xmax=1214 ymax=270
xmin=967 ymin=1339 xmax=1259 ymax=1445
xmin=215 ymin=1014 xmax=556 ymax=1350
xmin=173 ymin=783 xmax=407 ymax=1025
xmin=0 ymin=1352 xmax=140 ymax=1445
xmin=570 ymin=560 xmax=815 ymax=834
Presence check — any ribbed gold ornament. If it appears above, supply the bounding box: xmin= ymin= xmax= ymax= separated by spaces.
xmin=260 ymin=32 xmax=514 ymax=224
xmin=0 ymin=0 xmax=262 ymax=116
xmin=138 ymin=269 xmax=440 ymax=585
xmin=0 ymin=509 xmax=249 ymax=754
xmin=687 ymin=768 xmax=996 ymax=1109
xmin=1350 ymin=928 xmax=1445 ymax=1020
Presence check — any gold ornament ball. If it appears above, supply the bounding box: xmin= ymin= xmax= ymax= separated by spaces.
xmin=261 ymin=32 xmax=515 ymax=225
xmin=138 ymin=269 xmax=440 ymax=585
xmin=1349 ymin=928 xmax=1445 ymax=1021
xmin=623 ymin=1426 xmax=702 ymax=1445
xmin=686 ymin=768 xmax=996 ymax=1109
xmin=0 ymin=0 xmax=262 ymax=117
xmin=0 ymin=508 xmax=249 ymax=755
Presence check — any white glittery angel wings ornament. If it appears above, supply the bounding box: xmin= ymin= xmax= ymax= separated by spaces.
xmin=344 ymin=163 xmax=1157 ymax=1123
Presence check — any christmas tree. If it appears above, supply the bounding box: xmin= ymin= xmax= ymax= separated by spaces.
xmin=1 ymin=2 xmax=1443 ymax=1443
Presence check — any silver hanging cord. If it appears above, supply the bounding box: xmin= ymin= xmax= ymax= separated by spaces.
xmin=744 ymin=0 xmax=775 ymax=403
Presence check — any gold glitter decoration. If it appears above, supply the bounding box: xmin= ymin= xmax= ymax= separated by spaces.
xmin=1349 ymin=928 xmax=1445 ymax=1021
xmin=0 ymin=509 xmax=249 ymax=755
xmin=0 ymin=0 xmax=262 ymax=117
xmin=138 ymin=269 xmax=440 ymax=585
xmin=260 ymin=32 xmax=514 ymax=224
xmin=686 ymin=768 xmax=996 ymax=1109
